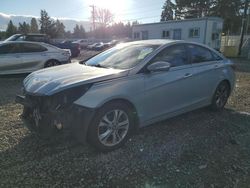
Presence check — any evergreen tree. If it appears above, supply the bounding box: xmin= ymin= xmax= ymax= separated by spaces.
xmin=73 ymin=24 xmax=80 ymax=38
xmin=30 ymin=18 xmax=39 ymax=33
xmin=73 ymin=24 xmax=86 ymax=38
xmin=18 ymin=22 xmax=30 ymax=34
xmin=161 ymin=0 xmax=175 ymax=21
xmin=55 ymin=19 xmax=65 ymax=38
xmin=39 ymin=10 xmax=55 ymax=36
xmin=6 ymin=20 xmax=17 ymax=37
xmin=209 ymin=0 xmax=242 ymax=34
xmin=79 ymin=25 xmax=86 ymax=38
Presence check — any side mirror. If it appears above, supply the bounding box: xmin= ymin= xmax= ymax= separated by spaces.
xmin=147 ymin=61 xmax=171 ymax=72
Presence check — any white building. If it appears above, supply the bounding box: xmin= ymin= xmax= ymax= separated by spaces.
xmin=132 ymin=17 xmax=223 ymax=50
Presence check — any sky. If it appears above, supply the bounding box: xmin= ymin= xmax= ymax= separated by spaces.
xmin=1 ymin=0 xmax=166 ymax=23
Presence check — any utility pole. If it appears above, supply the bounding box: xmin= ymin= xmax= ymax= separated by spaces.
xmin=90 ymin=5 xmax=96 ymax=37
xmin=238 ymin=0 xmax=249 ymax=56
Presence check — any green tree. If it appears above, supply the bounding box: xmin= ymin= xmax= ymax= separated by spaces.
xmin=0 ymin=31 xmax=6 ymax=40
xmin=73 ymin=24 xmax=86 ymax=38
xmin=161 ymin=0 xmax=175 ymax=21
xmin=30 ymin=18 xmax=39 ymax=33
xmin=174 ymin=0 xmax=214 ymax=18
xmin=73 ymin=24 xmax=80 ymax=38
xmin=18 ymin=22 xmax=30 ymax=34
xmin=54 ymin=19 xmax=65 ymax=38
xmin=6 ymin=20 xmax=17 ymax=37
xmin=79 ymin=25 xmax=86 ymax=38
xmin=169 ymin=0 xmax=243 ymax=34
xmin=210 ymin=0 xmax=242 ymax=34
xmin=39 ymin=10 xmax=55 ymax=36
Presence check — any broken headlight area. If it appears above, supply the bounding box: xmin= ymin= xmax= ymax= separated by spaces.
xmin=44 ymin=83 xmax=92 ymax=111
xmin=18 ymin=84 xmax=92 ymax=134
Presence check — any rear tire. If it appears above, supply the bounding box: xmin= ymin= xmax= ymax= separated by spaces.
xmin=88 ymin=102 xmax=134 ymax=152
xmin=44 ymin=60 xmax=60 ymax=68
xmin=210 ymin=81 xmax=230 ymax=111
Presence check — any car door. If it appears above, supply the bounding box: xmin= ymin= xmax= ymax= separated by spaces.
xmin=0 ymin=43 xmax=23 ymax=74
xmin=19 ymin=43 xmax=48 ymax=72
xmin=142 ymin=44 xmax=196 ymax=123
xmin=186 ymin=44 xmax=223 ymax=105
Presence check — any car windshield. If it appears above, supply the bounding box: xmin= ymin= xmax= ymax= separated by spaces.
xmin=4 ymin=34 xmax=22 ymax=42
xmin=85 ymin=43 xmax=159 ymax=69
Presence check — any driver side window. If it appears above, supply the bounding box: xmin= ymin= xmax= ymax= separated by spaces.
xmin=151 ymin=44 xmax=189 ymax=67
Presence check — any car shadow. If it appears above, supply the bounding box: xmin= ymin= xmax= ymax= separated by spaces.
xmin=1 ymin=108 xmax=250 ymax=187
xmin=0 ymin=76 xmax=24 ymax=106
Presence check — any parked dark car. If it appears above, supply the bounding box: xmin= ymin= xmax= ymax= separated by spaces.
xmin=54 ymin=40 xmax=81 ymax=58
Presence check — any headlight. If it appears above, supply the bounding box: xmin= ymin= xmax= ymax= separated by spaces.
xmin=49 ymin=84 xmax=92 ymax=109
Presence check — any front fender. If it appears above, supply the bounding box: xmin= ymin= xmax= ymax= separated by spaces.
xmin=73 ymin=74 xmax=145 ymax=115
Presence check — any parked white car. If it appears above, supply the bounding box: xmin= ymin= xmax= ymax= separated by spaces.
xmin=0 ymin=41 xmax=71 ymax=75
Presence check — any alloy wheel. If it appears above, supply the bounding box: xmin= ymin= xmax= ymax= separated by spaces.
xmin=97 ymin=109 xmax=129 ymax=147
xmin=215 ymin=84 xmax=229 ymax=108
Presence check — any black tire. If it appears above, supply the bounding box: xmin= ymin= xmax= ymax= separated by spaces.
xmin=44 ymin=60 xmax=60 ymax=68
xmin=210 ymin=81 xmax=230 ymax=111
xmin=88 ymin=102 xmax=134 ymax=152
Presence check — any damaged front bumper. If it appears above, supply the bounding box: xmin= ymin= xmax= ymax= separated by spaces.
xmin=15 ymin=94 xmax=95 ymax=142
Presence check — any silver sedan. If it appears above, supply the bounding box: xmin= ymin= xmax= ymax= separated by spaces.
xmin=16 ymin=40 xmax=235 ymax=151
xmin=0 ymin=41 xmax=71 ymax=75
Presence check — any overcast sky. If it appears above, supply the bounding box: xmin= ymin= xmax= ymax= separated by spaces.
xmin=1 ymin=0 xmax=166 ymax=23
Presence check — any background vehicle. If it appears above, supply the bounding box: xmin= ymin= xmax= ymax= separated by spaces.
xmin=87 ymin=42 xmax=99 ymax=50
xmin=54 ymin=40 xmax=81 ymax=57
xmin=4 ymin=33 xmax=50 ymax=43
xmin=73 ymin=39 xmax=89 ymax=49
xmin=5 ymin=34 xmax=80 ymax=58
xmin=16 ymin=40 xmax=235 ymax=151
xmin=94 ymin=42 xmax=105 ymax=51
xmin=0 ymin=41 xmax=71 ymax=75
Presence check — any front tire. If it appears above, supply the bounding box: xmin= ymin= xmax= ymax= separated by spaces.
xmin=88 ymin=102 xmax=134 ymax=152
xmin=210 ymin=81 xmax=230 ymax=111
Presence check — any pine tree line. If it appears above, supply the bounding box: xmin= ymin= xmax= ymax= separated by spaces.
xmin=3 ymin=10 xmax=87 ymax=39
xmin=161 ymin=0 xmax=247 ymax=34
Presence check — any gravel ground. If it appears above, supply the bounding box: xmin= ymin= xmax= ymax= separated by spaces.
xmin=0 ymin=54 xmax=250 ymax=188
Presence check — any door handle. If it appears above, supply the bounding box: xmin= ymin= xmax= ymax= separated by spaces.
xmin=183 ymin=73 xmax=192 ymax=78
xmin=214 ymin=64 xmax=219 ymax=68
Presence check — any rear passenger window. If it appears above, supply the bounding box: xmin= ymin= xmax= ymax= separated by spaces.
xmin=151 ymin=44 xmax=189 ymax=67
xmin=20 ymin=43 xmax=47 ymax=53
xmin=187 ymin=44 xmax=214 ymax=63
xmin=0 ymin=44 xmax=20 ymax=54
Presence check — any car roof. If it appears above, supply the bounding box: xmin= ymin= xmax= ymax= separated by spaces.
xmin=126 ymin=39 xmax=175 ymax=46
xmin=0 ymin=41 xmax=46 ymax=45
xmin=124 ymin=39 xmax=220 ymax=52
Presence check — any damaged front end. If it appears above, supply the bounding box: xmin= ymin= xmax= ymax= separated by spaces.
xmin=16 ymin=84 xmax=95 ymax=140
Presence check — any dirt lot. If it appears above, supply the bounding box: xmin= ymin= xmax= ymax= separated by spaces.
xmin=0 ymin=54 xmax=250 ymax=188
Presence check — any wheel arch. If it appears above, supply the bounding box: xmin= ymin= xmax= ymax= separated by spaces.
xmin=89 ymin=98 xmax=140 ymax=133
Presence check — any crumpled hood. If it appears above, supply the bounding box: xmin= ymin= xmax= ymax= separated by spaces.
xmin=24 ymin=63 xmax=127 ymax=95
